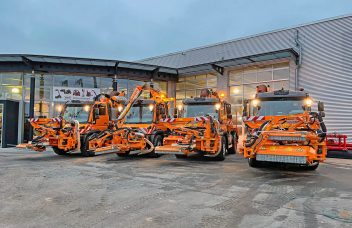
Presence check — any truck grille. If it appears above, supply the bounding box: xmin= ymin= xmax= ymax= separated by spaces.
xmin=268 ymin=136 xmax=306 ymax=141
xmin=256 ymin=154 xmax=307 ymax=164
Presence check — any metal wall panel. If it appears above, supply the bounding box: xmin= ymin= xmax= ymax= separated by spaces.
xmin=141 ymin=16 xmax=352 ymax=139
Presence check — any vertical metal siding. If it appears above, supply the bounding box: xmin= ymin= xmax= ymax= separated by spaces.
xmin=297 ymin=17 xmax=352 ymax=139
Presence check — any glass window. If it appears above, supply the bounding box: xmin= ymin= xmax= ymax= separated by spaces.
xmin=185 ymin=76 xmax=205 ymax=89
xmin=128 ymin=80 xmax=144 ymax=97
xmin=186 ymin=90 xmax=195 ymax=98
xmin=176 ymin=91 xmax=185 ymax=100
xmin=206 ymin=74 xmax=217 ymax=88
xmin=243 ymin=84 xmax=258 ymax=99
xmin=257 ymin=70 xmax=272 ymax=82
xmin=273 ymin=68 xmax=289 ymax=80
xmin=274 ymin=62 xmax=289 ymax=69
xmin=272 ymin=81 xmax=289 ymax=90
xmin=243 ymin=72 xmax=257 ymax=84
xmin=176 ymin=77 xmax=185 ymax=90
xmin=230 ymin=86 xmax=242 ymax=96
xmin=229 ymin=96 xmax=242 ymax=105
xmin=53 ymin=75 xmax=99 ymax=88
xmin=0 ymin=86 xmax=22 ymax=100
xmin=229 ymin=69 xmax=242 ymax=85
xmin=155 ymin=81 xmax=167 ymax=94
xmin=125 ymin=105 xmax=154 ymax=124
xmin=184 ymin=104 xmax=218 ymax=119
xmin=1 ymin=73 xmax=22 ymax=86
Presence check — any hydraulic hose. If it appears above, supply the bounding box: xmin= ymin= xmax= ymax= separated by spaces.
xmin=245 ymin=121 xmax=270 ymax=147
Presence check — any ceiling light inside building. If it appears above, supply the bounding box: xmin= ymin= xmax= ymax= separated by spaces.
xmin=11 ymin=87 xmax=20 ymax=94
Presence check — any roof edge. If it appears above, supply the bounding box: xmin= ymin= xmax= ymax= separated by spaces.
xmin=138 ymin=14 xmax=352 ymax=63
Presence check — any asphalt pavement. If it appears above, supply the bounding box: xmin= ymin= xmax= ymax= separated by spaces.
xmin=1 ymin=148 xmax=352 ymax=228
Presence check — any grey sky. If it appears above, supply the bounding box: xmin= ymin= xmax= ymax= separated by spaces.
xmin=0 ymin=0 xmax=351 ymax=61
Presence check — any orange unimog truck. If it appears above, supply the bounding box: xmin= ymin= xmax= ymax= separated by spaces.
xmin=155 ymin=89 xmax=238 ymax=161
xmin=18 ymin=92 xmax=127 ymax=156
xmin=242 ymin=85 xmax=327 ymax=170
xmin=17 ymin=101 xmax=93 ymax=154
xmin=83 ymin=83 xmax=176 ymax=157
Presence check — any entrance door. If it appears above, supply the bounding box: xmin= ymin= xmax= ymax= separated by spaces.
xmin=0 ymin=104 xmax=3 ymax=147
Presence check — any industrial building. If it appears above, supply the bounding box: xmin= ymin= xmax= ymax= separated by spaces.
xmin=0 ymin=15 xmax=351 ymax=146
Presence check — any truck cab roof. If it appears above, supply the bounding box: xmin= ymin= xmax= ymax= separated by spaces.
xmin=255 ymin=90 xmax=308 ymax=100
xmin=183 ymin=97 xmax=221 ymax=105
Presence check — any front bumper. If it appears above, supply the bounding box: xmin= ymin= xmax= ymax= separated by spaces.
xmin=246 ymin=145 xmax=326 ymax=164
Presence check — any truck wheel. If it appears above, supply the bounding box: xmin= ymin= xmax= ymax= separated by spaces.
xmin=80 ymin=133 xmax=96 ymax=157
xmin=52 ymin=146 xmax=68 ymax=156
xmin=117 ymin=152 xmax=130 ymax=157
xmin=248 ymin=157 xmax=259 ymax=167
xmin=214 ymin=136 xmax=226 ymax=161
xmin=148 ymin=135 xmax=162 ymax=158
xmin=306 ymin=162 xmax=319 ymax=171
xmin=228 ymin=133 xmax=238 ymax=154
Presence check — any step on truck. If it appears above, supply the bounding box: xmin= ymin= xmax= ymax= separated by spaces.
xmin=155 ymin=89 xmax=238 ymax=161
xmin=242 ymin=85 xmax=327 ymax=170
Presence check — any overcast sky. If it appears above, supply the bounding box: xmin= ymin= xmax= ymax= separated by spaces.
xmin=0 ymin=0 xmax=351 ymax=61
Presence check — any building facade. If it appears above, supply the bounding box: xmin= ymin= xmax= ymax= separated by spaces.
xmin=140 ymin=15 xmax=352 ymax=139
xmin=0 ymin=15 xmax=351 ymax=145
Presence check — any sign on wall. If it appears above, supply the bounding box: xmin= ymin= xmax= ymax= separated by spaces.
xmin=53 ymin=87 xmax=101 ymax=102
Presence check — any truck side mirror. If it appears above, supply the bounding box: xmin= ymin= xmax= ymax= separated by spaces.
xmin=318 ymin=101 xmax=325 ymax=112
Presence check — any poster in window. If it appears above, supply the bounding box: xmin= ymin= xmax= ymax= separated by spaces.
xmin=53 ymin=87 xmax=100 ymax=102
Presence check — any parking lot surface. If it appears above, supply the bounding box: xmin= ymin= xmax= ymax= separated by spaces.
xmin=1 ymin=148 xmax=352 ymax=228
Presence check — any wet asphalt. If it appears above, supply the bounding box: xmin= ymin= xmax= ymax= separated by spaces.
xmin=1 ymin=148 xmax=352 ymax=228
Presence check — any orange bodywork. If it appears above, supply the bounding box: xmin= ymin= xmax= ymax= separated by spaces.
xmin=243 ymin=112 xmax=327 ymax=164
xmin=85 ymin=83 xmax=175 ymax=155
xmin=17 ymin=117 xmax=81 ymax=152
xmin=155 ymin=90 xmax=238 ymax=159
xmin=156 ymin=117 xmax=223 ymax=156
xmin=18 ymin=92 xmax=127 ymax=154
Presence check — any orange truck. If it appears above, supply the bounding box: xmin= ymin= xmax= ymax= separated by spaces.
xmin=18 ymin=92 xmax=127 ymax=156
xmin=155 ymin=89 xmax=238 ymax=161
xmin=83 ymin=83 xmax=175 ymax=157
xmin=242 ymin=85 xmax=327 ymax=170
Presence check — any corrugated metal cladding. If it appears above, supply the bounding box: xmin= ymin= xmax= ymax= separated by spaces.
xmin=140 ymin=15 xmax=352 ymax=139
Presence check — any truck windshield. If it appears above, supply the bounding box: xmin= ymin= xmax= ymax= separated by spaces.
xmin=184 ymin=104 xmax=218 ymax=119
xmin=125 ymin=105 xmax=153 ymax=123
xmin=63 ymin=105 xmax=90 ymax=123
xmin=252 ymin=99 xmax=305 ymax=116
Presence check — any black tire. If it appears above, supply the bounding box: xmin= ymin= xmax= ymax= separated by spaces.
xmin=248 ymin=157 xmax=259 ymax=167
xmin=80 ymin=133 xmax=96 ymax=157
xmin=175 ymin=154 xmax=187 ymax=159
xmin=214 ymin=136 xmax=227 ymax=161
xmin=148 ymin=135 xmax=163 ymax=158
xmin=228 ymin=133 xmax=238 ymax=154
xmin=117 ymin=152 xmax=130 ymax=157
xmin=52 ymin=146 xmax=68 ymax=156
xmin=306 ymin=162 xmax=319 ymax=171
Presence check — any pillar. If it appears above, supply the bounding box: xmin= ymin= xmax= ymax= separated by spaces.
xmin=28 ymin=71 xmax=35 ymax=140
